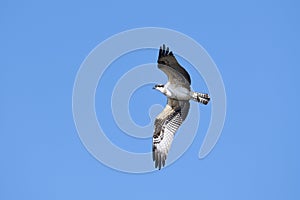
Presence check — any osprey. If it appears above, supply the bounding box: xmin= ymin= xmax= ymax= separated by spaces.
xmin=152 ymin=44 xmax=210 ymax=170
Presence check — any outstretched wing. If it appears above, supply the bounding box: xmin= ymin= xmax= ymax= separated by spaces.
xmin=152 ymin=99 xmax=190 ymax=170
xmin=157 ymin=44 xmax=191 ymax=88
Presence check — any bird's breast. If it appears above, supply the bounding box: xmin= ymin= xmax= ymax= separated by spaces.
xmin=166 ymin=86 xmax=191 ymax=101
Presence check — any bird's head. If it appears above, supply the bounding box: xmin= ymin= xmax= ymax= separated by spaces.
xmin=153 ymin=84 xmax=165 ymax=93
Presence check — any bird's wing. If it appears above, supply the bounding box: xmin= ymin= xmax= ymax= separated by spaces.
xmin=152 ymin=98 xmax=190 ymax=169
xmin=157 ymin=44 xmax=191 ymax=88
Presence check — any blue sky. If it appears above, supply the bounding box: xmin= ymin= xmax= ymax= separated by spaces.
xmin=1 ymin=0 xmax=300 ymax=199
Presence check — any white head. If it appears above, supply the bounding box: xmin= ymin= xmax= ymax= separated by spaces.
xmin=153 ymin=84 xmax=165 ymax=94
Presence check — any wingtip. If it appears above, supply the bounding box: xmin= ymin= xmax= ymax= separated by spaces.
xmin=159 ymin=45 xmax=163 ymax=56
xmin=158 ymin=44 xmax=174 ymax=60
xmin=153 ymin=149 xmax=168 ymax=170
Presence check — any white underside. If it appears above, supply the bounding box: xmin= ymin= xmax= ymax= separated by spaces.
xmin=164 ymin=84 xmax=192 ymax=101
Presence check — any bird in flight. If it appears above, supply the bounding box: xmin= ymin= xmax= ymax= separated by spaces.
xmin=152 ymin=44 xmax=210 ymax=170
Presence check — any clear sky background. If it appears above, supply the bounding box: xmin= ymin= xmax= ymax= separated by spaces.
xmin=1 ymin=0 xmax=300 ymax=199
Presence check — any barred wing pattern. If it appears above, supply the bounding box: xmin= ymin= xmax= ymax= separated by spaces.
xmin=152 ymin=99 xmax=190 ymax=170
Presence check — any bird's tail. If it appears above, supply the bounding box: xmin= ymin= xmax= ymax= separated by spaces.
xmin=191 ymin=92 xmax=210 ymax=105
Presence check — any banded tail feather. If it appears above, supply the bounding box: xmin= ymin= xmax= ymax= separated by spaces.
xmin=191 ymin=92 xmax=210 ymax=105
